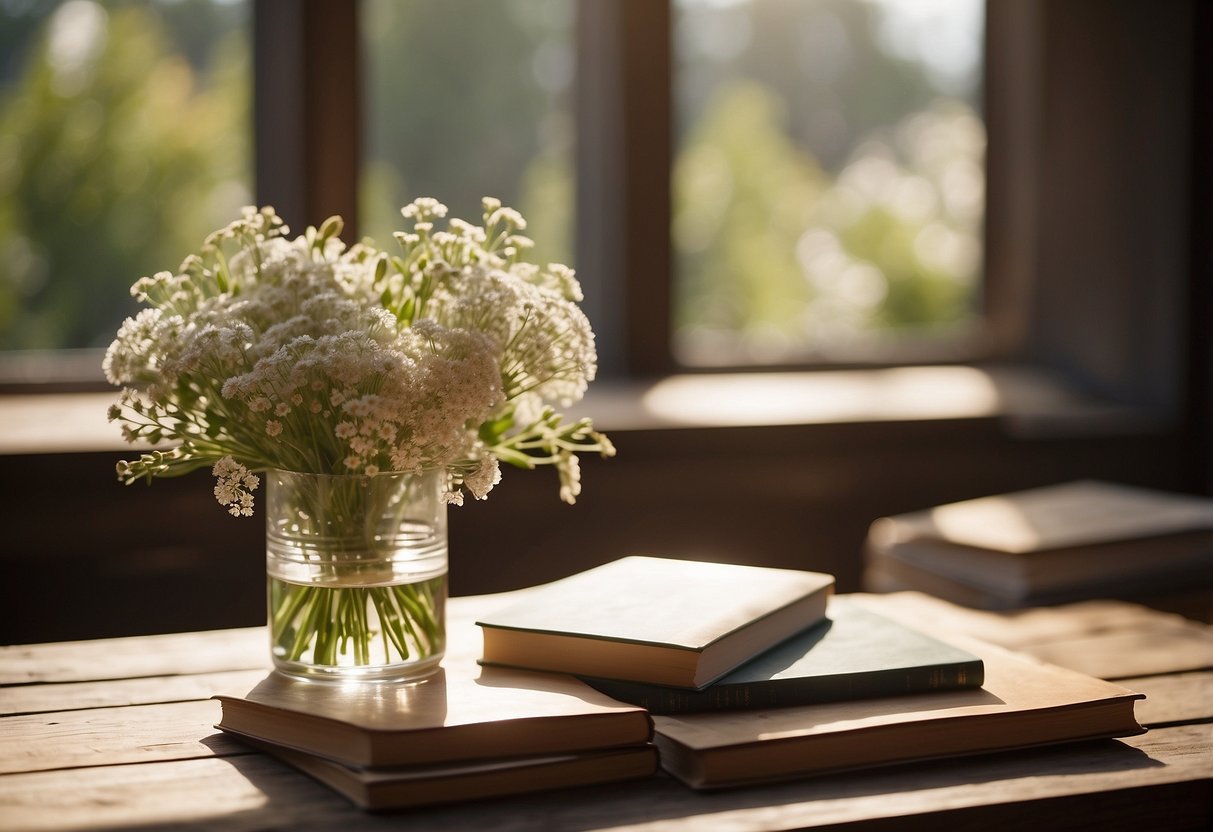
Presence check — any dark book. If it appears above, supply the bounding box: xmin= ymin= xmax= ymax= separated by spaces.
xmin=476 ymin=556 xmax=835 ymax=690
xmin=214 ymin=595 xmax=653 ymax=768
xmin=864 ymin=480 xmax=1213 ymax=608
xmin=580 ymin=599 xmax=983 ymax=713
xmin=652 ymin=635 xmax=1145 ymax=789
xmin=243 ymin=737 xmax=659 ymax=810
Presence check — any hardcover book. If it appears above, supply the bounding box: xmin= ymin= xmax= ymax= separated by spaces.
xmin=214 ymin=595 xmax=653 ymax=769
xmin=864 ymin=480 xmax=1213 ymax=607
xmin=580 ymin=598 xmax=983 ymax=713
xmin=476 ymin=556 xmax=834 ymax=689
xmin=651 ymin=635 xmax=1145 ymax=789
xmin=243 ymin=738 xmax=659 ymax=810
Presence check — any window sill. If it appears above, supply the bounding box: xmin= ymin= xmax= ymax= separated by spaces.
xmin=565 ymin=364 xmax=1160 ymax=437
xmin=0 ymin=364 xmax=1164 ymax=457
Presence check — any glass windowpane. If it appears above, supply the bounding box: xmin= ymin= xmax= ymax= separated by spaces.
xmin=674 ymin=0 xmax=985 ymax=365
xmin=0 ymin=0 xmax=252 ymax=354
xmin=360 ymin=0 xmax=576 ymax=269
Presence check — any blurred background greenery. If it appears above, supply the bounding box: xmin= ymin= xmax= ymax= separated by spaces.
xmin=0 ymin=0 xmax=983 ymax=366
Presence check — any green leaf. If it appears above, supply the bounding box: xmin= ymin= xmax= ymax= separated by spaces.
xmin=478 ymin=409 xmax=516 ymax=444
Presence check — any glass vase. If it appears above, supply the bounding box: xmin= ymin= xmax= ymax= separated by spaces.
xmin=265 ymin=469 xmax=447 ymax=682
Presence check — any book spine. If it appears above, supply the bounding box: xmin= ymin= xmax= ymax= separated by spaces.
xmin=584 ymin=661 xmax=985 ymax=715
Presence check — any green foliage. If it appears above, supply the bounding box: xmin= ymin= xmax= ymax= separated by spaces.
xmin=0 ymin=0 xmax=981 ymax=364
xmin=675 ymin=82 xmax=823 ymax=338
xmin=673 ymin=0 xmax=984 ymax=358
xmin=0 ymin=1 xmax=249 ymax=350
xmin=359 ymin=0 xmax=573 ymax=268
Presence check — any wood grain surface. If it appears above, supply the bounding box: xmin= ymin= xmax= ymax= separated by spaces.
xmin=2 ymin=592 xmax=1209 ymax=832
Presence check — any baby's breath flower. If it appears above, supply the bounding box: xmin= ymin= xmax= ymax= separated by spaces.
xmin=464 ymin=456 xmax=502 ymax=501
xmin=402 ymin=197 xmax=448 ymax=223
xmin=106 ymin=197 xmax=610 ymax=514
xmin=212 ymin=457 xmax=259 ymax=517
xmin=488 ymin=207 xmax=526 ymax=230
xmin=558 ymin=453 xmax=581 ymax=505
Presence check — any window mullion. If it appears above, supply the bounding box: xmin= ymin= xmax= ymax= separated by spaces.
xmin=254 ymin=0 xmax=360 ymax=239
xmin=576 ymin=0 xmax=673 ymax=379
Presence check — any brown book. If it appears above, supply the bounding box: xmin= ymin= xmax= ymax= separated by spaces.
xmin=864 ymin=549 xmax=1213 ymax=610
xmin=243 ymin=738 xmax=659 ymax=810
xmin=652 ymin=635 xmax=1145 ymax=789
xmin=214 ymin=596 xmax=653 ymax=768
xmin=865 ymin=480 xmax=1213 ymax=603
xmin=476 ymin=556 xmax=835 ymax=689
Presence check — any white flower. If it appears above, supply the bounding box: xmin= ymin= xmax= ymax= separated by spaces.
xmin=402 ymin=197 xmax=448 ymax=223
xmin=212 ymin=457 xmax=259 ymax=517
xmin=107 ymin=198 xmax=613 ymax=514
xmin=464 ymin=456 xmax=502 ymax=500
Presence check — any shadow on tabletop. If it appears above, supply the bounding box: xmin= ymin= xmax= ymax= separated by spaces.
xmin=167 ymin=732 xmax=1169 ymax=831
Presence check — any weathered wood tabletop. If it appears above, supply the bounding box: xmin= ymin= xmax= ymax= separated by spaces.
xmin=2 ymin=591 xmax=1211 ymax=831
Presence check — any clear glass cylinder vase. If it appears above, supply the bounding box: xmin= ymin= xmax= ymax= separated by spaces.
xmin=265 ymin=469 xmax=447 ymax=682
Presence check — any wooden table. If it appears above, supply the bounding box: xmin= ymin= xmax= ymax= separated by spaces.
xmin=3 ymin=592 xmax=1211 ymax=831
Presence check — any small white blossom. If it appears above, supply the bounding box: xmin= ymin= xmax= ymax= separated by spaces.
xmin=558 ymin=453 xmax=582 ymax=505
xmin=464 ymin=456 xmax=502 ymax=500
xmin=107 ymin=197 xmax=612 ymax=514
xmin=212 ymin=457 xmax=259 ymax=517
xmin=402 ymin=197 xmax=448 ymax=222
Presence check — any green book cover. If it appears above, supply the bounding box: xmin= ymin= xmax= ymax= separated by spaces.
xmin=582 ymin=600 xmax=984 ymax=714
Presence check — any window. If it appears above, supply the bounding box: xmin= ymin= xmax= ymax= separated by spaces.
xmin=0 ymin=0 xmax=251 ymax=369
xmin=1 ymin=0 xmax=1206 ymax=641
xmin=0 ymin=0 xmax=1201 ymax=423
xmin=360 ymin=0 xmax=576 ymax=268
xmin=1 ymin=0 xmax=987 ymax=384
xmin=673 ymin=0 xmax=986 ymax=366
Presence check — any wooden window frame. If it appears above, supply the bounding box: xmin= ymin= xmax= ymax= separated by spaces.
xmin=5 ymin=0 xmax=1206 ymax=421
xmin=254 ymin=0 xmax=360 ymax=239
xmin=2 ymin=0 xmax=1210 ymax=644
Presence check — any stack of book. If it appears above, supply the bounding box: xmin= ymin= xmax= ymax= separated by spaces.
xmin=863 ymin=480 xmax=1213 ymax=610
xmin=212 ymin=598 xmax=658 ymax=810
xmin=216 ymin=554 xmax=1147 ymax=802
xmin=475 ymin=555 xmax=1145 ymax=790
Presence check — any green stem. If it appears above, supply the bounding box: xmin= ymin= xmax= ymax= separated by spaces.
xmin=371 ymin=588 xmax=411 ymax=660
xmin=271 ymin=583 xmax=312 ymax=636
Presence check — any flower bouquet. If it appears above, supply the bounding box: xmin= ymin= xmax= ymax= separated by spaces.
xmin=104 ymin=197 xmax=613 ymax=679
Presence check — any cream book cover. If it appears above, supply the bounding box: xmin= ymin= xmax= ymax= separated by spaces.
xmin=870 ymin=480 xmax=1213 ymax=553
xmin=653 ymin=634 xmax=1144 ymax=789
xmin=477 ymin=556 xmax=835 ymax=689
xmin=215 ymin=594 xmax=652 ymax=768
